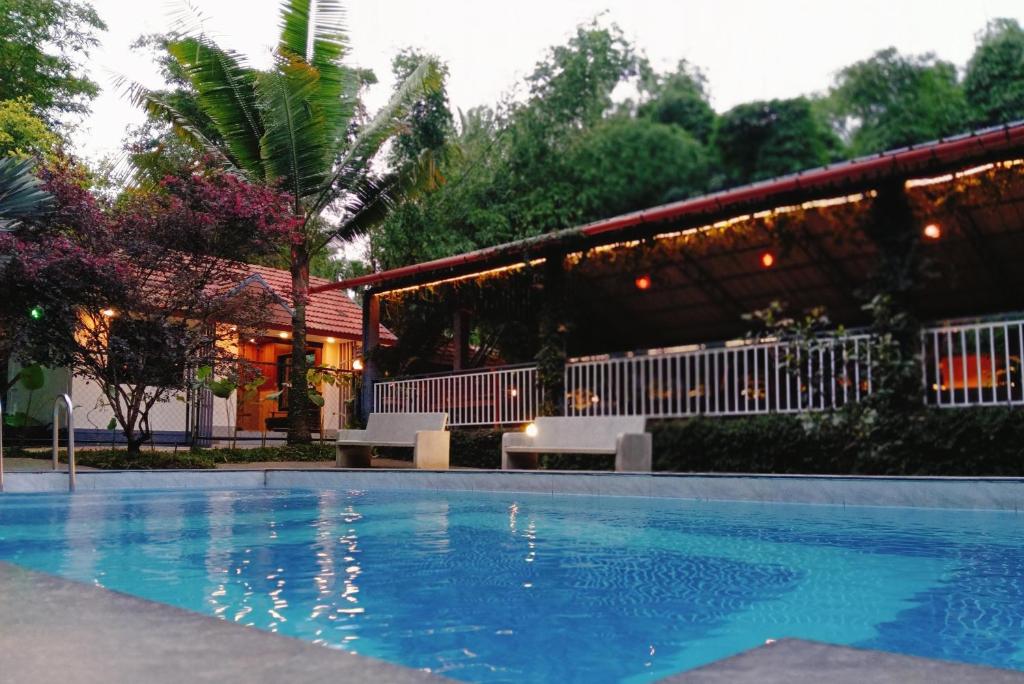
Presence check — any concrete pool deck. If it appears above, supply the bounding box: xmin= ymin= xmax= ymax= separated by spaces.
xmin=1 ymin=561 xmax=1022 ymax=683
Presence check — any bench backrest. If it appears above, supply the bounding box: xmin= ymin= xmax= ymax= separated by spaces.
xmin=532 ymin=416 xmax=647 ymax=451
xmin=365 ymin=412 xmax=448 ymax=444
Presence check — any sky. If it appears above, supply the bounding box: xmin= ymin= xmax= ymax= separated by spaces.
xmin=76 ymin=0 xmax=1024 ymax=165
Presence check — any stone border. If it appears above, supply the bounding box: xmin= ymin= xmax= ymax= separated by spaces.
xmin=0 ymin=561 xmax=445 ymax=684
xmin=3 ymin=468 xmax=1023 ymax=511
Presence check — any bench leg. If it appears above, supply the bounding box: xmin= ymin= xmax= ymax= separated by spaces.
xmin=413 ymin=431 xmax=450 ymax=470
xmin=336 ymin=445 xmax=372 ymax=468
xmin=615 ymin=433 xmax=652 ymax=472
xmin=502 ymin=450 xmax=539 ymax=470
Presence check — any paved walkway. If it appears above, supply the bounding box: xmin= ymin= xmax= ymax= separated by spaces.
xmin=0 ymin=561 xmax=444 ymax=683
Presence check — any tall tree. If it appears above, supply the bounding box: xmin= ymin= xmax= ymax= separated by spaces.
xmin=713 ymin=97 xmax=841 ymax=185
xmin=964 ymin=18 xmax=1024 ymax=128
xmin=637 ymin=60 xmax=716 ymax=144
xmin=829 ymin=48 xmax=969 ymax=155
xmin=133 ymin=0 xmax=441 ymax=443
xmin=0 ymin=0 xmax=106 ymax=120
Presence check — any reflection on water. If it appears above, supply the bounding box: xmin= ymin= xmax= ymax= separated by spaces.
xmin=0 ymin=488 xmax=1022 ymax=683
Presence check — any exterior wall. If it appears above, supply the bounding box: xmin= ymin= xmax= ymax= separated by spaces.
xmin=5 ymin=361 xmax=71 ymax=425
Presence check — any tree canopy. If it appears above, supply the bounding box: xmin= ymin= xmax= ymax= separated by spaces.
xmin=0 ymin=0 xmax=106 ymax=121
xmin=829 ymin=48 xmax=969 ymax=155
xmin=964 ymin=19 xmax=1024 ymax=128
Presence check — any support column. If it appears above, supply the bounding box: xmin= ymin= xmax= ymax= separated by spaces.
xmin=359 ymin=292 xmax=380 ymax=423
xmin=535 ymin=255 xmax=569 ymax=416
xmin=452 ymin=309 xmax=470 ymax=371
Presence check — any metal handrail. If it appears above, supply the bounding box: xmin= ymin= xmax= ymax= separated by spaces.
xmin=0 ymin=398 xmax=4 ymax=492
xmin=52 ymin=394 xmax=75 ymax=492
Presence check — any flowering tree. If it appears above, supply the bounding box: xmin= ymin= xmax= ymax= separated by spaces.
xmin=2 ymin=156 xmax=299 ymax=452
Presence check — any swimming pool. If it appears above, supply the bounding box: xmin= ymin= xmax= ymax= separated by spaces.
xmin=0 ymin=487 xmax=1021 ymax=682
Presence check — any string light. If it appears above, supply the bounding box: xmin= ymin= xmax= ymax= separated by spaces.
xmin=101 ymin=308 xmax=116 ymax=318
xmin=923 ymin=223 xmax=942 ymax=240
xmin=634 ymin=274 xmax=652 ymax=290
xmin=760 ymin=252 xmax=775 ymax=268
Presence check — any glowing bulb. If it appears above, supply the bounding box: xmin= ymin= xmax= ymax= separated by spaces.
xmin=29 ymin=305 xmax=43 ymax=320
xmin=101 ymin=308 xmax=116 ymax=318
xmin=634 ymin=274 xmax=652 ymax=290
xmin=248 ymin=338 xmax=257 ymax=344
xmin=278 ymin=331 xmax=289 ymax=339
xmin=509 ymin=387 xmax=518 ymax=398
xmin=326 ymin=336 xmax=336 ymax=343
xmin=525 ymin=423 xmax=538 ymax=438
xmin=760 ymin=252 xmax=775 ymax=268
xmin=923 ymin=223 xmax=941 ymax=240
xmin=352 ymin=358 xmax=364 ymax=371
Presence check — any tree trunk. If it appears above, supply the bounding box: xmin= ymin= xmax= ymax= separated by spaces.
xmin=288 ymin=243 xmax=312 ymax=444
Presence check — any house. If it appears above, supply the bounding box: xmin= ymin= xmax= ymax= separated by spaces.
xmin=5 ymin=262 xmax=394 ymax=446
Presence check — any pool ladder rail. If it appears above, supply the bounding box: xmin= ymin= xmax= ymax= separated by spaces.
xmin=0 ymin=394 xmax=76 ymax=492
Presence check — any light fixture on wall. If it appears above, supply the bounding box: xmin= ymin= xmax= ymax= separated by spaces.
xmin=278 ymin=331 xmax=289 ymax=339
xmin=326 ymin=336 xmax=336 ymax=343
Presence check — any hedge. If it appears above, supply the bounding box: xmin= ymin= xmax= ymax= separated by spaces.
xmin=446 ymin=407 xmax=1024 ymax=476
xmin=21 ymin=407 xmax=1024 ymax=475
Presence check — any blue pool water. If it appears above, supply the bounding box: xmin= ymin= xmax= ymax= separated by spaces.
xmin=0 ymin=488 xmax=1022 ymax=682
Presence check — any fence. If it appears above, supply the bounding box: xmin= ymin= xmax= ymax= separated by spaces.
xmin=564 ymin=335 xmax=873 ymax=418
xmin=373 ymin=364 xmax=541 ymax=427
xmin=372 ymin=314 xmax=1024 ymax=427
xmin=921 ymin=317 xmax=1024 ymax=407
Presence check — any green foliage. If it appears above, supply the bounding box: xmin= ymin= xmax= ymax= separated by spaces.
xmin=713 ymin=97 xmax=841 ymax=185
xmin=652 ymin=408 xmax=1024 ymax=476
xmin=0 ymin=157 xmax=54 ymax=230
xmin=829 ymin=48 xmax=969 ymax=155
xmin=570 ymin=117 xmax=710 ymax=214
xmin=389 ymin=48 xmax=453 ymax=167
xmin=0 ymin=99 xmax=59 ymax=158
xmin=0 ymin=0 xmax=106 ymax=120
xmin=964 ymin=18 xmax=1024 ymax=128
xmin=637 ymin=60 xmax=716 ymax=143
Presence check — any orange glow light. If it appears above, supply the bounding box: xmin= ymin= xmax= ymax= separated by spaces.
xmin=352 ymin=358 xmax=364 ymax=371
xmin=634 ymin=274 xmax=652 ymax=290
xmin=278 ymin=331 xmax=289 ymax=339
xmin=760 ymin=252 xmax=775 ymax=268
xmin=923 ymin=223 xmax=942 ymax=240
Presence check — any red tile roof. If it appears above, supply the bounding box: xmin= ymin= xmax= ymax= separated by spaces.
xmin=245 ymin=263 xmax=395 ymax=343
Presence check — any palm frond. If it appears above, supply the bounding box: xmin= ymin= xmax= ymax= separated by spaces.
xmin=117 ymin=75 xmax=238 ymax=169
xmin=255 ymin=50 xmax=336 ymax=204
xmin=168 ymin=37 xmax=266 ymax=178
xmin=278 ymin=0 xmax=356 ymax=159
xmin=309 ymin=56 xmax=443 ymax=219
xmin=0 ymin=158 xmax=54 ymax=231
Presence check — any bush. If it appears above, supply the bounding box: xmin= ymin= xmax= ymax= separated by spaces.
xmin=653 ymin=407 xmax=1024 ymax=476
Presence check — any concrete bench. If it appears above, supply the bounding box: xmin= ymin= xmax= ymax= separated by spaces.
xmin=501 ymin=416 xmax=652 ymax=471
xmin=336 ymin=413 xmax=450 ymax=469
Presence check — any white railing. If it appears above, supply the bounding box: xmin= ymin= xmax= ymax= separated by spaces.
xmin=565 ymin=335 xmax=873 ymax=418
xmin=373 ymin=315 xmax=1024 ymax=425
xmin=922 ymin=317 xmax=1024 ymax=407
xmin=373 ymin=364 xmax=541 ymax=427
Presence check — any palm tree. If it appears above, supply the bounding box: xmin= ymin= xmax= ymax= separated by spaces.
xmin=131 ymin=0 xmax=442 ymax=442
xmin=0 ymin=157 xmax=53 ymax=231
